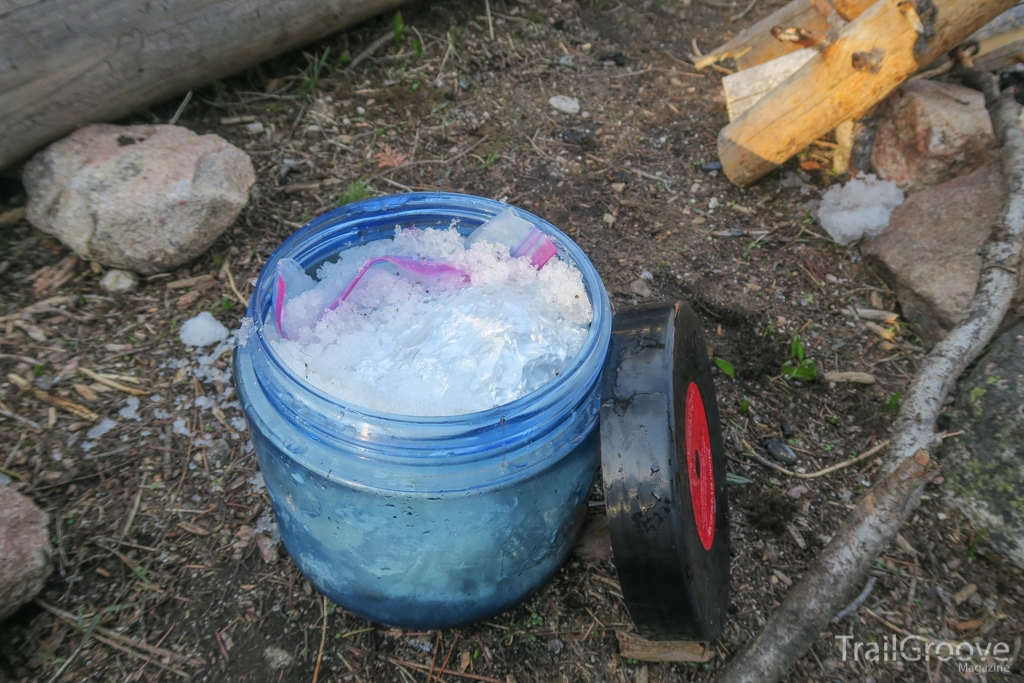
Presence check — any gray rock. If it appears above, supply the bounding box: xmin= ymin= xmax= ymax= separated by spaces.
xmin=24 ymin=124 xmax=255 ymax=275
xmin=548 ymin=95 xmax=581 ymax=115
xmin=99 ymin=268 xmax=139 ymax=293
xmin=0 ymin=487 xmax=52 ymax=620
xmin=861 ymin=164 xmax=1024 ymax=341
xmin=940 ymin=322 xmax=1024 ymax=569
xmin=871 ymin=80 xmax=998 ymax=193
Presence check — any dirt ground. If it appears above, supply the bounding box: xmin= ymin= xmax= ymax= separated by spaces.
xmin=1 ymin=0 xmax=1022 ymax=680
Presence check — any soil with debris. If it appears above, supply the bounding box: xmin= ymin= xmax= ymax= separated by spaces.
xmin=1 ymin=0 xmax=1022 ymax=681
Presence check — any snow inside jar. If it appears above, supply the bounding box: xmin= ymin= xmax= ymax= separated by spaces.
xmin=234 ymin=193 xmax=612 ymax=628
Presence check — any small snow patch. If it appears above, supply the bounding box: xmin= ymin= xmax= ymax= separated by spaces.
xmin=118 ymin=396 xmax=141 ymax=421
xmin=87 ymin=417 xmax=118 ymax=440
xmin=180 ymin=312 xmax=229 ymax=347
xmin=172 ymin=417 xmax=191 ymax=436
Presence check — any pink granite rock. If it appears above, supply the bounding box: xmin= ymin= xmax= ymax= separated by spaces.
xmin=24 ymin=124 xmax=255 ymax=275
xmin=0 ymin=487 xmax=52 ymax=621
xmin=871 ymin=80 xmax=999 ymax=194
xmin=861 ymin=164 xmax=1024 ymax=341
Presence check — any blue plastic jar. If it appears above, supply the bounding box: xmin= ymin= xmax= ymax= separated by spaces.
xmin=235 ymin=193 xmax=612 ymax=629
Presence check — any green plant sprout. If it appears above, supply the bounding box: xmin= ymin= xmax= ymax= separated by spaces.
xmin=393 ymin=12 xmax=405 ymax=45
xmin=336 ymin=181 xmax=373 ymax=206
xmin=781 ymin=334 xmax=817 ymax=381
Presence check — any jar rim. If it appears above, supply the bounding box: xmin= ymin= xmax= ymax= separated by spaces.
xmin=245 ymin=192 xmax=612 ymax=427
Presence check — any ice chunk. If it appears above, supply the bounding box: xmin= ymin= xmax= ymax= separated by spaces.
xmin=274 ymin=208 xmax=555 ymax=339
xmin=818 ymin=174 xmax=904 ymax=245
xmin=180 ymin=312 xmax=229 ymax=347
xmin=267 ymin=226 xmax=592 ymax=416
xmin=172 ymin=417 xmax=191 ymax=436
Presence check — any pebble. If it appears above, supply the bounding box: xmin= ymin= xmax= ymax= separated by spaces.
xmin=603 ymin=213 xmax=616 ymax=225
xmin=788 ymin=484 xmax=810 ymax=499
xmin=263 ymin=645 xmax=293 ymax=670
xmin=629 ymin=279 xmax=653 ymax=298
xmin=99 ymin=269 xmax=138 ymax=293
xmin=611 ymin=182 xmax=625 ymax=193
xmin=245 ymin=122 xmax=264 ymax=134
xmin=781 ymin=422 xmax=795 ymax=438
xmin=548 ymin=95 xmax=581 ymax=115
xmin=763 ymin=437 xmax=798 ymax=465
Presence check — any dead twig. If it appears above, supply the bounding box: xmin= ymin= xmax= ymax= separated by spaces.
xmin=168 ymin=90 xmax=192 ymax=126
xmin=731 ymin=0 xmax=760 ymax=21
xmin=0 ymin=295 xmax=75 ymax=323
xmin=312 ymin=596 xmax=328 ymax=683
xmin=380 ymin=656 xmax=503 ymax=683
xmin=349 ymin=32 xmax=395 ymax=71
xmin=121 ymin=477 xmax=146 ymax=538
xmin=431 ymin=634 xmax=459 ymax=683
xmin=92 ymin=633 xmax=191 ymax=679
xmin=741 ymin=437 xmax=889 ymax=479
xmin=0 ymin=407 xmax=43 ymax=432
xmin=37 ymin=601 xmax=190 ymax=664
xmin=616 ymin=631 xmax=712 ymax=662
xmin=221 ymin=258 xmax=250 ymax=309
xmin=7 ymin=374 xmax=99 ymax=421
xmin=79 ymin=368 xmax=149 ymax=396
xmin=715 ymin=71 xmax=1023 ymax=683
xmin=484 ymin=0 xmax=495 ymax=40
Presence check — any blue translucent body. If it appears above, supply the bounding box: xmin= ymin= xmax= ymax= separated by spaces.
xmin=234 ymin=193 xmax=612 ymax=629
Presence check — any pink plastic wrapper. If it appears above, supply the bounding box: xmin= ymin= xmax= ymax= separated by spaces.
xmin=324 ymin=256 xmax=470 ymax=313
xmin=272 ymin=207 xmax=556 ymax=338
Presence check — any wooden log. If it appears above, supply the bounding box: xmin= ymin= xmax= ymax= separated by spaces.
xmin=718 ymin=0 xmax=1016 ymax=187
xmin=950 ymin=4 xmax=1024 ymax=72
xmin=695 ymin=0 xmax=877 ymax=72
xmin=0 ymin=0 xmax=407 ymax=170
xmin=723 ymin=48 xmax=816 ymax=120
xmin=912 ymin=5 xmax=1024 ymax=78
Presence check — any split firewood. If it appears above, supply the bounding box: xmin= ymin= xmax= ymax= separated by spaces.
xmin=714 ymin=71 xmax=1023 ymax=683
xmin=921 ymin=4 xmax=1024 ymax=75
xmin=695 ymin=0 xmax=877 ymax=71
xmin=718 ymin=0 xmax=1016 ymax=186
xmin=723 ymin=49 xmax=816 ymax=120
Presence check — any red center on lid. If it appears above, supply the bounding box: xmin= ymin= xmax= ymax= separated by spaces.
xmin=685 ymin=382 xmax=716 ymax=551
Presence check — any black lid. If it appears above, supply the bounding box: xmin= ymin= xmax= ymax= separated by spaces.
xmin=600 ymin=301 xmax=730 ymax=641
